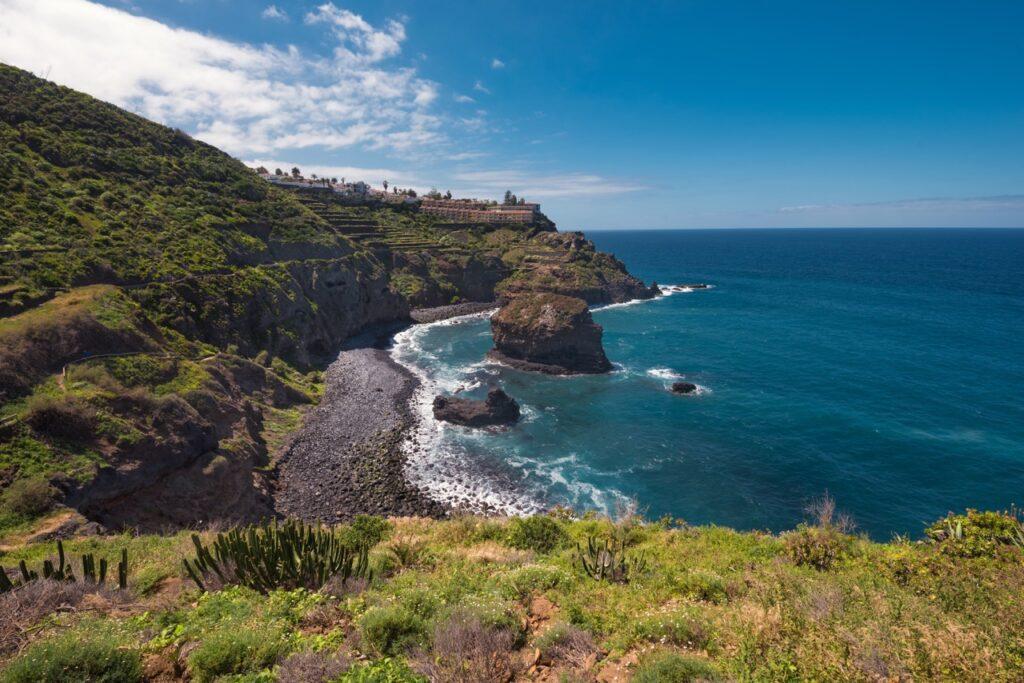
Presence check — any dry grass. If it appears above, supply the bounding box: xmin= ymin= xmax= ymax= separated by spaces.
xmin=413 ymin=608 xmax=522 ymax=683
xmin=276 ymin=649 xmax=350 ymax=683
xmin=460 ymin=541 xmax=534 ymax=565
xmin=0 ymin=579 xmax=132 ymax=657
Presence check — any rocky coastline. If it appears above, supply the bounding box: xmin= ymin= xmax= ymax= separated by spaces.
xmin=272 ymin=342 xmax=448 ymax=522
xmin=272 ymin=303 xmax=514 ymax=521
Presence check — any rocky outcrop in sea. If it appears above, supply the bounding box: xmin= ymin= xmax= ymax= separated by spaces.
xmin=487 ymin=292 xmax=612 ymax=374
xmin=432 ymin=388 xmax=521 ymax=427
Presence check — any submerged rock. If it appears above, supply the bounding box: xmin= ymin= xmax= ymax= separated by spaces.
xmin=671 ymin=381 xmax=698 ymax=394
xmin=432 ymin=388 xmax=521 ymax=427
xmin=488 ymin=292 xmax=612 ymax=374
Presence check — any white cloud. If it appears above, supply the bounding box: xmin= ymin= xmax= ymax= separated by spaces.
xmin=261 ymin=4 xmax=287 ymax=21
xmin=473 ymin=80 xmax=490 ymax=94
xmin=491 ymin=58 xmax=505 ymax=69
xmin=454 ymin=94 xmax=475 ymax=104
xmin=452 ymin=170 xmax=648 ymax=199
xmin=446 ymin=151 xmax=488 ymax=161
xmin=0 ymin=0 xmax=443 ymax=156
xmin=304 ymin=3 xmax=405 ymax=64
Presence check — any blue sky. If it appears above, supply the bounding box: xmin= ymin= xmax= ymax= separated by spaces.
xmin=1 ymin=0 xmax=1023 ymax=228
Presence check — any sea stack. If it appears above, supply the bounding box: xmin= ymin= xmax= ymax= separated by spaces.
xmin=488 ymin=292 xmax=612 ymax=374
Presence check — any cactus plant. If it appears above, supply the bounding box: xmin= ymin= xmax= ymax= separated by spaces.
xmin=577 ymin=534 xmax=647 ymax=583
xmin=0 ymin=541 xmax=129 ymax=594
xmin=183 ymin=518 xmax=373 ymax=593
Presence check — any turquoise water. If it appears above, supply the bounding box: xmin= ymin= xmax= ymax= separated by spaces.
xmin=392 ymin=228 xmax=1024 ymax=538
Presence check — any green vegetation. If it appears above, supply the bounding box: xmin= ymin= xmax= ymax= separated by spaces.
xmin=633 ymin=651 xmax=721 ymax=682
xmin=578 ymin=533 xmax=649 ymax=583
xmin=0 ymin=65 xmax=340 ymax=294
xmin=505 ymin=514 xmax=569 ymax=553
xmin=924 ymin=508 xmax=1024 ymax=558
xmin=2 ymin=511 xmax=1023 ymax=680
xmin=0 ymin=626 xmax=142 ymax=683
xmin=182 ymin=519 xmax=372 ymax=593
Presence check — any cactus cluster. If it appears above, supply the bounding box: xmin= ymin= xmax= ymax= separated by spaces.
xmin=0 ymin=540 xmax=128 ymax=593
xmin=183 ymin=518 xmax=373 ymax=593
xmin=577 ymin=534 xmax=647 ymax=583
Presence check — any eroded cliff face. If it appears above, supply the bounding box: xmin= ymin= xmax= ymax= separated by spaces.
xmin=59 ymin=356 xmax=309 ymax=531
xmin=497 ymin=232 xmax=659 ymax=305
xmin=488 ymin=292 xmax=613 ymax=374
xmin=0 ymin=262 xmax=400 ymax=532
xmin=134 ymin=254 xmax=409 ymax=367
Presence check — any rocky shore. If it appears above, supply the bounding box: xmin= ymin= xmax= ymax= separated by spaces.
xmin=273 ymin=302 xmax=512 ymax=522
xmin=273 ymin=343 xmax=447 ymax=522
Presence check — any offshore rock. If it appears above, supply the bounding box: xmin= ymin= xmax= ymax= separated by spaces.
xmin=488 ymin=293 xmax=612 ymax=374
xmin=432 ymin=388 xmax=521 ymax=427
xmin=671 ymin=381 xmax=698 ymax=394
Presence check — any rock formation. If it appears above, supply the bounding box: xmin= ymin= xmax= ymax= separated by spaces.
xmin=488 ymin=293 xmax=612 ymax=374
xmin=432 ymin=388 xmax=521 ymax=427
xmin=671 ymin=381 xmax=698 ymax=394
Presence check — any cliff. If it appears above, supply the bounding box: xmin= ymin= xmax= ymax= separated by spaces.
xmin=0 ymin=63 xmax=657 ymax=533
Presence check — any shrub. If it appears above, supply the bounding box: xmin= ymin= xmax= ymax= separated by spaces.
xmin=1 ymin=476 xmax=55 ymax=516
xmin=675 ymin=570 xmax=729 ymax=604
xmin=782 ymin=524 xmax=852 ymax=571
xmin=275 ymin=649 xmax=350 ymax=682
xmin=343 ymin=515 xmax=392 ymax=550
xmin=387 ymin=536 xmax=428 ymax=569
xmin=1 ymin=629 xmax=142 ymax=683
xmin=187 ymin=624 xmax=288 ymax=683
xmin=498 ymin=564 xmax=571 ymax=600
xmin=924 ymin=509 xmax=1024 ymax=558
xmin=413 ymin=608 xmax=521 ymax=683
xmin=0 ymin=580 xmax=131 ymax=657
xmin=359 ymin=605 xmax=427 ymax=656
xmin=535 ymin=622 xmax=598 ymax=668
xmin=633 ymin=652 xmax=720 ymax=682
xmin=505 ymin=515 xmax=569 ymax=553
xmin=0 ymin=540 xmax=129 ymax=593
xmin=271 ymin=357 xmax=290 ymax=376
xmin=630 ymin=612 xmax=710 ymax=650
xmin=25 ymin=394 xmax=97 ymax=441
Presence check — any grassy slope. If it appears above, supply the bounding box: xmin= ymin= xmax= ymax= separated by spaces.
xmin=0 ymin=64 xmax=344 ymax=296
xmin=1 ymin=512 xmax=1022 ymax=681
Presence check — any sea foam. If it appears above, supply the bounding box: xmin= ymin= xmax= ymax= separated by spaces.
xmin=391 ymin=309 xmax=545 ymax=516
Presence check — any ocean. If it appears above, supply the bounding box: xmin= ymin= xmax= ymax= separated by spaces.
xmin=391 ymin=228 xmax=1024 ymax=538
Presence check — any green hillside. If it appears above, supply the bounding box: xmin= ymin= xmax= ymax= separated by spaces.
xmin=0 ymin=64 xmax=346 ymax=298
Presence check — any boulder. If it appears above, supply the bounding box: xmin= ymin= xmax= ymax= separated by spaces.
xmin=432 ymin=388 xmax=521 ymax=427
xmin=671 ymin=381 xmax=698 ymax=394
xmin=488 ymin=293 xmax=612 ymax=374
